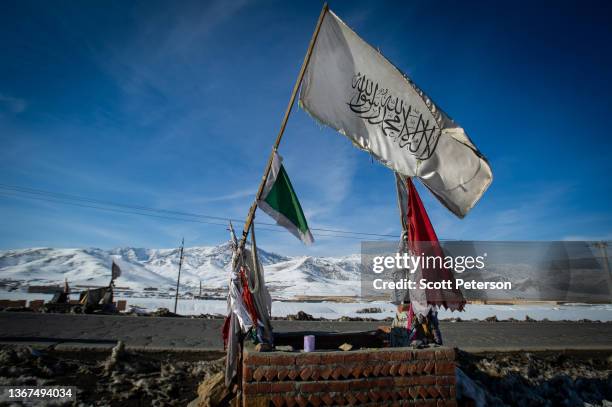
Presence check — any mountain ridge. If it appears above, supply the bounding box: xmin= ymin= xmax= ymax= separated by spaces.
xmin=0 ymin=243 xmax=362 ymax=298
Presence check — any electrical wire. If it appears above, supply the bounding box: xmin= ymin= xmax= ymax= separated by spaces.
xmin=0 ymin=187 xmax=393 ymax=241
xmin=0 ymin=183 xmax=399 ymax=239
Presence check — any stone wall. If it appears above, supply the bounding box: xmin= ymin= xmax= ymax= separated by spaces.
xmin=242 ymin=344 xmax=457 ymax=406
xmin=0 ymin=299 xmax=127 ymax=311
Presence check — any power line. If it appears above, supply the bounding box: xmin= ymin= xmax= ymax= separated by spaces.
xmin=0 ymin=183 xmax=399 ymax=239
xmin=0 ymin=190 xmax=381 ymax=241
xmin=0 ymin=188 xmax=392 ymax=241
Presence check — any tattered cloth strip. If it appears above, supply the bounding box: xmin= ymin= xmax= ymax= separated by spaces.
xmin=396 ymin=173 xmax=465 ymax=316
xmin=222 ymin=267 xmax=259 ymax=350
xmin=226 ymin=266 xmax=254 ymax=332
xmin=245 ymin=223 xmax=274 ymax=345
xmin=300 ymin=9 xmax=492 ymax=218
xmin=221 ymin=316 xmax=230 ymax=350
xmin=223 ymin=223 xmax=273 ymax=387
xmin=239 ymin=266 xmax=259 ymax=328
xmin=407 ymin=304 xmax=443 ymax=346
xmin=224 ymin=263 xmax=253 ymax=387
xmin=224 ymin=311 xmax=241 ymax=387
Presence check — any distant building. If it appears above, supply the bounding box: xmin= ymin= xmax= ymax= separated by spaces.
xmin=27 ymin=285 xmax=62 ymax=294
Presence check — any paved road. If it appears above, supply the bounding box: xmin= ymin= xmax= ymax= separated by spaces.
xmin=1 ymin=313 xmax=611 ymax=352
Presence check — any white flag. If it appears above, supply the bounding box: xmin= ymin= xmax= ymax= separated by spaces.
xmin=300 ymin=10 xmax=492 ymax=218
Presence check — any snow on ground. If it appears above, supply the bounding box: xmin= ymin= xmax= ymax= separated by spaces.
xmin=2 ymin=244 xmax=611 ymax=321
xmin=2 ymin=290 xmax=611 ymax=321
xmin=119 ymin=298 xmax=612 ymax=321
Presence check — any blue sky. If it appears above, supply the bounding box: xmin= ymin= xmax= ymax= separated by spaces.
xmin=0 ymin=0 xmax=611 ymax=256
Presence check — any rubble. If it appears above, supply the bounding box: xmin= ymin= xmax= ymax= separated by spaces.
xmin=193 ymin=372 xmax=233 ymax=407
xmin=1 ymin=344 xmax=610 ymax=406
xmin=103 ymin=341 xmax=125 ymax=374
xmin=457 ymin=350 xmax=612 ymax=406
xmin=355 ymin=307 xmax=383 ymax=314
xmin=0 ymin=345 xmax=224 ymax=406
xmin=151 ymin=308 xmax=182 ymax=318
xmin=338 ymin=342 xmax=353 ymax=351
xmin=284 ymin=311 xmax=315 ymax=321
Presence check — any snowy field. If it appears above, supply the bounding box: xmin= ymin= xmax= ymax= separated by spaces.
xmin=2 ymin=290 xmax=611 ymax=321
xmin=111 ymin=298 xmax=612 ymax=321
xmin=2 ymin=245 xmax=611 ymax=321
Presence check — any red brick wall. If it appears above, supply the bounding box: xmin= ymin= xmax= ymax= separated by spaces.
xmin=242 ymin=345 xmax=457 ymax=406
xmin=0 ymin=300 xmax=27 ymax=308
xmin=28 ymin=299 xmax=45 ymax=311
xmin=116 ymin=300 xmax=127 ymax=312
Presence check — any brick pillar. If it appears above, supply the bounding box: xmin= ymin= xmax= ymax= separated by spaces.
xmin=242 ymin=343 xmax=457 ymax=406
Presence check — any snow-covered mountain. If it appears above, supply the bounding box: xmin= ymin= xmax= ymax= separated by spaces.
xmin=2 ymin=243 xmax=607 ymax=302
xmin=0 ymin=243 xmax=362 ymax=298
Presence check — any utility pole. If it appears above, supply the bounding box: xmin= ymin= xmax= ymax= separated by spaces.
xmin=593 ymin=241 xmax=611 ymax=302
xmin=173 ymin=238 xmax=185 ymax=314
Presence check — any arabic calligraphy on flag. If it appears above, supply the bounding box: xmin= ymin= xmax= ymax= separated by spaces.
xmin=300 ymin=10 xmax=492 ymax=218
xmin=348 ymin=73 xmax=441 ymax=161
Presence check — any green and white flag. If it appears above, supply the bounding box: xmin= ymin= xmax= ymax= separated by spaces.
xmin=258 ymin=152 xmax=314 ymax=244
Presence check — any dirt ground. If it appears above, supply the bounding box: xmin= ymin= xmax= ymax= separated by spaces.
xmin=0 ymin=344 xmax=611 ymax=406
xmin=3 ymin=312 xmax=612 ymax=352
xmin=456 ymin=350 xmax=612 ymax=406
xmin=0 ymin=345 xmax=224 ymax=406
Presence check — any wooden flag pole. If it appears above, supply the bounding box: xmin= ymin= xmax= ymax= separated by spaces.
xmin=235 ymin=3 xmax=328 ymax=260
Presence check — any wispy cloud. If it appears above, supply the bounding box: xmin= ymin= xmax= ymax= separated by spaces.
xmin=0 ymin=93 xmax=26 ymax=114
xmin=562 ymin=234 xmax=612 ymax=241
xmin=1 ymin=1 xmax=610 ymax=256
xmin=421 ymin=181 xmax=584 ymax=241
xmin=170 ymin=188 xmax=254 ymax=205
xmin=90 ymin=0 xmax=250 ymax=130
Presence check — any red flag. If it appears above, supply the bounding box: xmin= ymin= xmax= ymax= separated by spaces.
xmin=403 ymin=176 xmax=465 ymax=312
xmin=406 ymin=177 xmax=440 ymax=244
xmin=239 ymin=267 xmax=259 ymax=327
